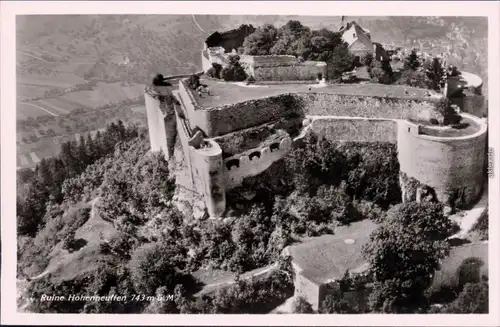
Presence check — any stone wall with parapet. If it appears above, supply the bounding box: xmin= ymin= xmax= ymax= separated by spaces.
xmin=190 ymin=140 xmax=226 ymax=217
xmin=397 ymin=114 xmax=487 ymax=208
xmin=223 ymin=136 xmax=293 ymax=189
xmin=201 ymin=93 xmax=303 ymax=137
xmin=144 ymin=86 xmax=178 ymax=160
xmin=175 ymin=105 xmax=226 ymax=217
xmin=296 ymin=93 xmax=442 ymax=122
xmin=308 ymin=117 xmax=397 ymax=143
xmin=178 ymin=82 xmax=443 ymax=138
xmin=450 ymin=94 xmax=488 ymax=118
xmin=253 ymin=64 xmax=326 ymax=81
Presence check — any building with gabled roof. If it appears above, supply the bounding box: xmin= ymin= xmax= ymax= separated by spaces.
xmin=340 ymin=21 xmax=374 ymax=56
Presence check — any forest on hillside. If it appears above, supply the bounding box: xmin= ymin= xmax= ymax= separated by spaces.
xmin=16 ymin=15 xmax=487 ymax=89
xmin=17 ymin=124 xmax=488 ymax=313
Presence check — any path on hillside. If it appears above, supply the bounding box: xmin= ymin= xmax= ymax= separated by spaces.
xmin=449 ymin=186 xmax=488 ymax=239
xmin=17 ymin=50 xmax=49 ymax=62
xmin=19 ymin=101 xmax=59 ymax=117
xmin=201 ymin=263 xmax=277 ymax=290
xmin=192 ymin=14 xmax=206 ymax=33
xmin=16 ymin=197 xmax=102 ymax=312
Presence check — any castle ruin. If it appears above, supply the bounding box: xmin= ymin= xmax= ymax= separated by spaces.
xmin=145 ymin=24 xmax=488 ymax=219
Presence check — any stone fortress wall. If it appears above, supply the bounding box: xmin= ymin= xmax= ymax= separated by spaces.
xmin=148 ymin=77 xmax=487 ymax=217
xmin=146 ymin=56 xmax=487 ymax=218
xmin=397 ymin=115 xmax=487 ymax=207
xmin=239 ymin=55 xmax=328 ymax=82
xmin=223 ymin=136 xmax=293 ymax=189
xmin=308 ymin=117 xmax=398 ymax=143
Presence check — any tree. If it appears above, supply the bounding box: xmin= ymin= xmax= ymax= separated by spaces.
xmin=320 ymin=292 xmax=357 ymax=314
xmin=370 ymin=58 xmax=393 ymax=84
xmin=443 ymin=281 xmax=488 ymax=313
xmin=270 ymin=20 xmax=311 ymax=58
xmin=424 ymin=57 xmax=446 ymax=91
xmin=403 ymin=49 xmax=421 ymax=71
xmin=327 ymin=44 xmax=355 ymax=81
xmin=128 ymin=242 xmax=187 ymax=296
xmin=243 ymin=24 xmax=279 ymax=55
xmin=361 ymin=52 xmax=373 ymax=67
xmin=292 ymin=296 xmax=314 ymax=313
xmin=362 ymin=202 xmax=454 ymax=313
xmin=435 ymin=97 xmax=462 ymax=126
xmin=221 ymin=55 xmax=247 ymax=82
xmin=396 ymin=69 xmax=430 ymax=89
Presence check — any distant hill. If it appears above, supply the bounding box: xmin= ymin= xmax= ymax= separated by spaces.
xmin=15 ymin=15 xmax=488 ymax=170
xmin=17 ymin=15 xmax=487 ymax=89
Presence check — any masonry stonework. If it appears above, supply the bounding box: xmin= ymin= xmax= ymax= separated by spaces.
xmin=309 ymin=118 xmax=397 ymax=143
xmin=146 ymin=59 xmax=487 ymax=218
xmin=397 ymin=117 xmax=487 ymax=208
xmin=144 ymin=88 xmax=177 ymax=160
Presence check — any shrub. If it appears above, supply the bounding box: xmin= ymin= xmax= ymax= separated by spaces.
xmin=221 ymin=56 xmax=247 ymax=82
xmin=436 ymin=97 xmax=462 ymax=126
xmin=361 ymin=52 xmax=374 ymax=67
xmin=396 ymin=69 xmax=431 ymax=89
xmin=443 ymin=281 xmax=488 ymax=313
xmin=292 ymin=296 xmax=314 ymax=313
xmin=370 ymin=59 xmax=393 ymax=84
xmin=128 ymin=242 xmax=188 ymax=296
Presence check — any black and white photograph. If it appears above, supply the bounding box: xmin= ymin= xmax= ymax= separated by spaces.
xmin=1 ymin=1 xmax=499 ymax=326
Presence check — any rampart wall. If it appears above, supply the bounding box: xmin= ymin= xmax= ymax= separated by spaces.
xmin=450 ymin=94 xmax=488 ymax=118
xmin=174 ymin=105 xmax=196 ymax=191
xmin=223 ymin=136 xmax=293 ymax=189
xmin=240 ymin=56 xmax=327 ymax=81
xmin=201 ymin=50 xmax=212 ymax=73
xmin=297 ymin=93 xmax=441 ymax=122
xmin=174 ymin=104 xmax=226 ymax=217
xmin=431 ymin=241 xmax=488 ymax=290
xmin=253 ymin=64 xmax=326 ymax=81
xmin=178 ymin=82 xmax=444 ymax=138
xmin=397 ymin=115 xmax=487 ymax=207
xmin=149 ymin=77 xmax=487 ymax=217
xmin=190 ymin=140 xmax=226 ymax=217
xmin=177 ymin=80 xmax=211 ymax=134
xmin=309 ymin=117 xmax=397 ymax=143
xmin=144 ymin=91 xmax=177 ymax=159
